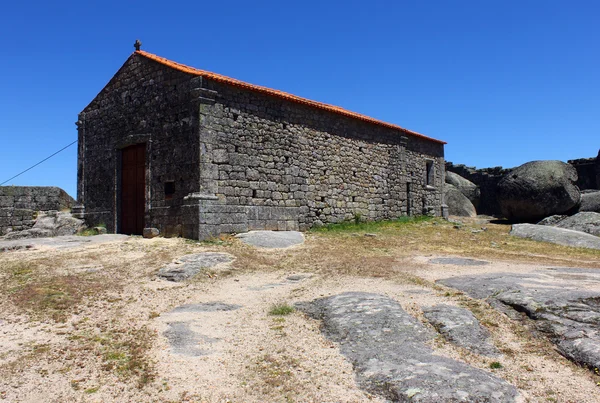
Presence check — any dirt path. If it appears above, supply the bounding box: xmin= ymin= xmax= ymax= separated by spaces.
xmin=1 ymin=229 xmax=600 ymax=402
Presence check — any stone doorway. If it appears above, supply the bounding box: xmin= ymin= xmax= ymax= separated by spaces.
xmin=120 ymin=143 xmax=145 ymax=235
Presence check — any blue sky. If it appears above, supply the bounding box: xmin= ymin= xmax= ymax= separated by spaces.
xmin=1 ymin=1 xmax=598 ymax=198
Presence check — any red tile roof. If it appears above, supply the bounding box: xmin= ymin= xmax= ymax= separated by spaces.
xmin=135 ymin=50 xmax=446 ymax=145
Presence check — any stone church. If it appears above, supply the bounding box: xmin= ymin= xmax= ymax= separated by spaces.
xmin=76 ymin=47 xmax=446 ymax=239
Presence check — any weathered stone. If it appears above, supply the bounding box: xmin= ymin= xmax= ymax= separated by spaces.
xmin=443 ymin=183 xmax=477 ymax=217
xmin=510 ymin=223 xmax=600 ymax=250
xmin=0 ymin=187 xmax=74 ymax=235
xmin=445 ymin=171 xmax=480 ymax=209
xmin=497 ymin=160 xmax=580 ymax=222
xmin=143 ymin=227 xmax=160 ymax=238
xmin=157 ymin=252 xmax=235 ymax=282
xmin=422 ymin=304 xmax=499 ymax=356
xmin=235 ymin=230 xmax=304 ymax=248
xmin=553 ymin=212 xmax=600 ymax=236
xmin=94 ymin=226 xmax=107 ymax=235
xmin=163 ymin=322 xmax=211 ymax=357
xmin=170 ymin=302 xmax=242 ymax=313
xmin=537 ymin=215 xmax=568 ymax=226
xmin=298 ymin=292 xmax=518 ymax=402
xmin=5 ymin=228 xmax=54 ymax=240
xmin=0 ymin=234 xmax=129 ymax=252
xmin=4 ymin=212 xmax=84 ymax=240
xmin=579 ymin=191 xmax=600 ymax=213
xmin=438 ymin=268 xmax=600 ymax=371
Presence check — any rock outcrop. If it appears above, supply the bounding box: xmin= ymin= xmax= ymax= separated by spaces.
xmin=445 ymin=171 xmax=480 ymax=209
xmin=554 ymin=212 xmax=600 ymax=236
xmin=4 ymin=211 xmax=84 ymax=240
xmin=579 ymin=191 xmax=600 ymax=213
xmin=422 ymin=304 xmax=499 ymax=356
xmin=443 ymin=183 xmax=477 ymax=217
xmin=439 ymin=268 xmax=600 ymax=371
xmin=510 ymin=223 xmax=600 ymax=250
xmin=497 ymin=160 xmax=580 ymax=222
xmin=299 ymin=292 xmax=518 ymax=402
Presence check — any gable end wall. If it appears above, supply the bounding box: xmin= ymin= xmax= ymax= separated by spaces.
xmin=78 ymin=55 xmax=200 ymax=234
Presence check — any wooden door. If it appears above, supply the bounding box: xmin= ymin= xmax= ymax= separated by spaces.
xmin=121 ymin=143 xmax=145 ymax=235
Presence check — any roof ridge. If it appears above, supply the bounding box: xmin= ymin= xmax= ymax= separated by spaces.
xmin=134 ymin=50 xmax=446 ymax=145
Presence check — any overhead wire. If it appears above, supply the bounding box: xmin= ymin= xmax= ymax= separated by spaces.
xmin=0 ymin=140 xmax=77 ymax=186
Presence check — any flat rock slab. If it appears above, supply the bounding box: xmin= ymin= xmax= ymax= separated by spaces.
xmin=510 ymin=224 xmax=600 ymax=250
xmin=0 ymin=234 xmax=129 ymax=252
xmin=299 ymin=292 xmax=518 ymax=402
xmin=422 ymin=304 xmax=499 ymax=356
xmin=429 ymin=257 xmax=490 ymax=266
xmin=163 ymin=322 xmax=218 ymax=357
xmin=158 ymin=252 xmax=235 ymax=282
xmin=438 ymin=268 xmax=600 ymax=370
xmin=170 ymin=302 xmax=242 ymax=313
xmin=235 ymin=230 xmax=304 ymax=249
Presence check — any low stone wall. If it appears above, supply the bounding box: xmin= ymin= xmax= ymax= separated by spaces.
xmin=0 ymin=186 xmax=75 ymax=236
xmin=445 ymin=163 xmax=509 ymax=217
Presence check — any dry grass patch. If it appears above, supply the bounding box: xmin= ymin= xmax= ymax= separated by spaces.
xmin=304 ymin=217 xmax=600 ymax=269
xmin=0 ymin=258 xmax=107 ymax=322
xmin=11 ymin=275 xmax=102 ymax=322
xmin=67 ymin=323 xmax=157 ymax=388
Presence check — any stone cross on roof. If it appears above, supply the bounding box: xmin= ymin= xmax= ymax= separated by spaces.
xmin=134 ymin=39 xmax=142 ymax=51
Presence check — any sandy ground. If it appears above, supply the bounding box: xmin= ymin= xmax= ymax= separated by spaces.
xmin=1 ymin=233 xmax=600 ymax=403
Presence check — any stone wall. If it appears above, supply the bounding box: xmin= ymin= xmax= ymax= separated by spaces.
xmin=445 ymin=163 xmax=509 ymax=217
xmin=78 ymin=53 xmax=445 ymax=239
xmin=0 ymin=186 xmax=74 ymax=235
xmin=569 ymin=150 xmax=600 ymax=190
xmin=195 ymin=76 xmax=444 ymax=233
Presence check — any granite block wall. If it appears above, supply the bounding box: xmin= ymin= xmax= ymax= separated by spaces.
xmin=196 ymin=76 xmax=445 ymax=232
xmin=0 ymin=186 xmax=74 ymax=235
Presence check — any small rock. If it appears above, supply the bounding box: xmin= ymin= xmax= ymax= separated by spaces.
xmin=364 ymin=233 xmax=377 ymax=237
xmin=93 ymin=227 xmax=107 ymax=235
xmin=143 ymin=228 xmax=160 ymax=238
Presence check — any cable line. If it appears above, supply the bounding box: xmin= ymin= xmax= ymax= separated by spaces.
xmin=1 ymin=140 xmax=78 ymax=186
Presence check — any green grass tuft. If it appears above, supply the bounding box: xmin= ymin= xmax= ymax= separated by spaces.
xmin=310 ymin=215 xmax=433 ymax=233
xmin=268 ymin=303 xmax=295 ymax=316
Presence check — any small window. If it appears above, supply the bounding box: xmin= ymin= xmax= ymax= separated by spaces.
xmin=164 ymin=181 xmax=175 ymax=200
xmin=425 ymin=161 xmax=434 ymax=186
